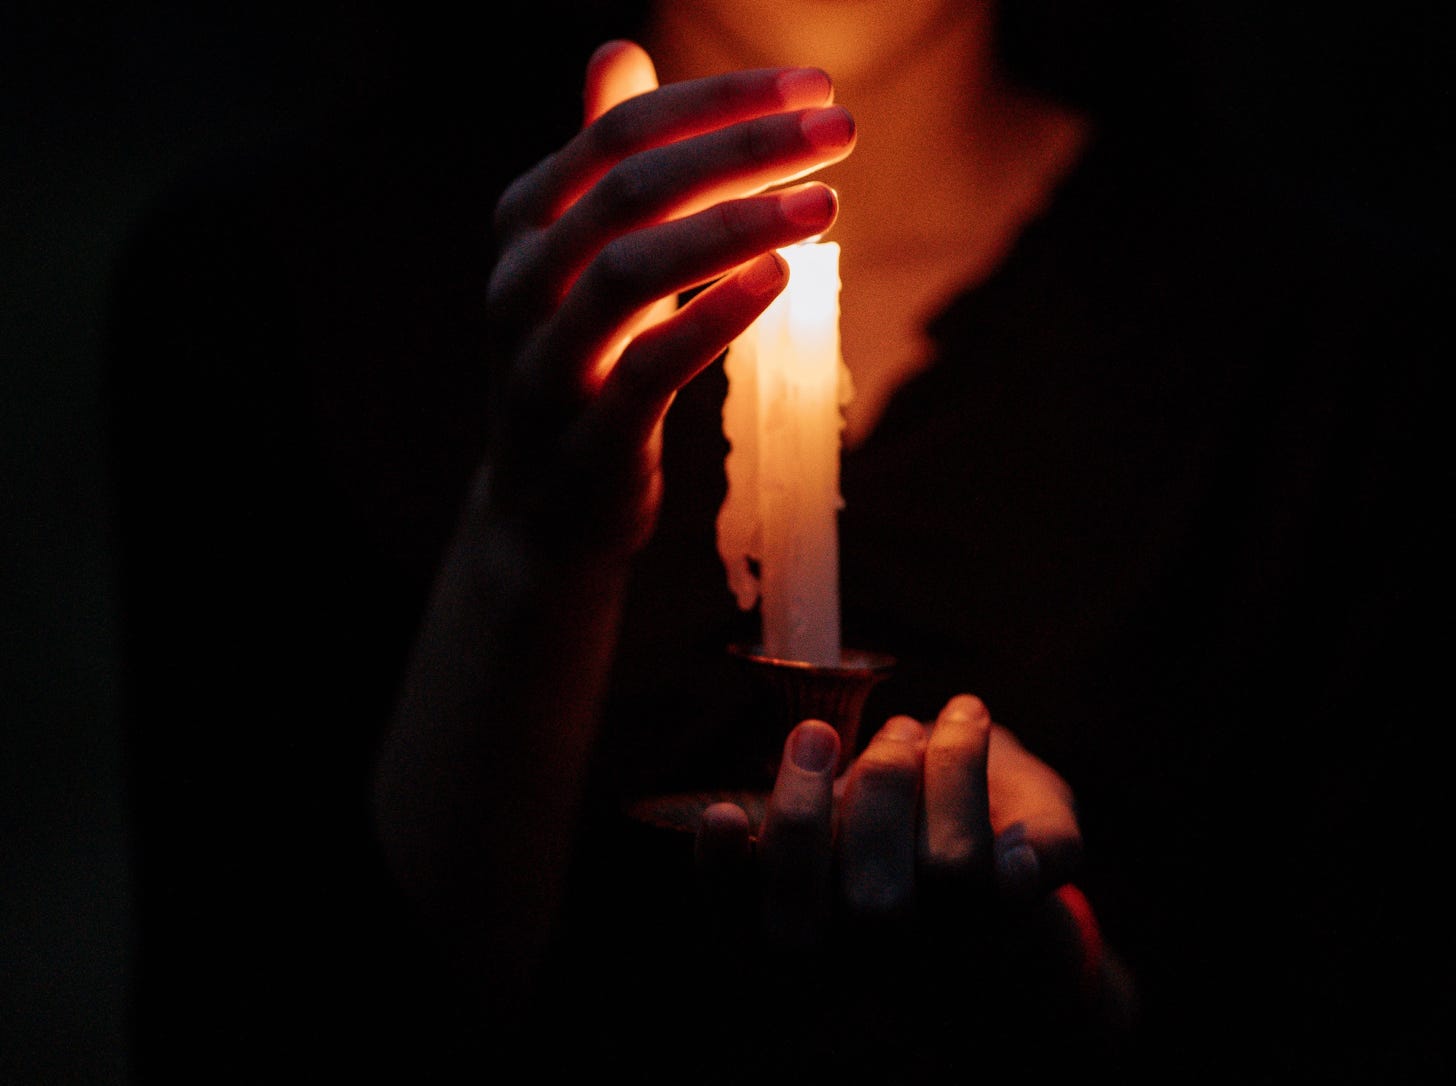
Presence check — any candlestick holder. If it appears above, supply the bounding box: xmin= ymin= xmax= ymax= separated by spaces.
xmin=725 ymin=643 xmax=897 ymax=780
xmin=625 ymin=644 xmax=895 ymax=838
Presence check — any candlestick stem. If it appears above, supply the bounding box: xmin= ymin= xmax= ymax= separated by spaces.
xmin=726 ymin=643 xmax=896 ymax=780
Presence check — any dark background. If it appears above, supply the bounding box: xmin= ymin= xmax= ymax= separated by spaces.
xmin=2 ymin=4 xmax=1449 ymax=1081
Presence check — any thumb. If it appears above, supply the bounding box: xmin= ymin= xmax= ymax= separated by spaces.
xmin=583 ymin=39 xmax=660 ymax=125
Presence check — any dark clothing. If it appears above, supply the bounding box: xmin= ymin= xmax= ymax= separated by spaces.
xmin=107 ymin=51 xmax=1450 ymax=1085
xmin=605 ymin=126 xmax=1452 ymax=1082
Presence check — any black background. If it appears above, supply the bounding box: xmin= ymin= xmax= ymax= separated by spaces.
xmin=2 ymin=3 xmax=1449 ymax=1081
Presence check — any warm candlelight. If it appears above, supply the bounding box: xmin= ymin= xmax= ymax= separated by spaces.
xmin=717 ymin=240 xmax=849 ymax=667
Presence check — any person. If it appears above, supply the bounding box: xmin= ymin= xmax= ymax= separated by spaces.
xmin=106 ymin=1 xmax=1449 ymax=1082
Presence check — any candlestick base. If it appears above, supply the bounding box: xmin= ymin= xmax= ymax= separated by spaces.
xmin=725 ymin=643 xmax=897 ymax=779
xmin=625 ymin=644 xmax=895 ymax=838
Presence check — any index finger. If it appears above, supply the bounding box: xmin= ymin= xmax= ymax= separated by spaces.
xmin=496 ymin=49 xmax=835 ymax=232
xmin=583 ymin=39 xmax=659 ymax=124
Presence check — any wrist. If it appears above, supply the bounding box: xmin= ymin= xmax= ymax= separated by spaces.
xmin=465 ymin=454 xmax=661 ymax=568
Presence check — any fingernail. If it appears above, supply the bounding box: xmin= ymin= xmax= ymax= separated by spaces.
xmin=800 ymin=105 xmax=854 ymax=150
xmin=998 ymin=842 xmax=1040 ymax=899
xmin=775 ymin=67 xmax=832 ymax=106
xmin=739 ymin=251 xmax=787 ymax=297
xmin=779 ymin=184 xmax=836 ymax=229
xmin=791 ymin=722 xmax=839 ymax=772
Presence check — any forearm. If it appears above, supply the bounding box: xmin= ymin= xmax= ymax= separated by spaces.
xmin=370 ymin=467 xmax=632 ymax=1000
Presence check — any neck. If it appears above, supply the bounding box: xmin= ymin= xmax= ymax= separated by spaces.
xmin=642 ymin=3 xmax=1086 ymax=263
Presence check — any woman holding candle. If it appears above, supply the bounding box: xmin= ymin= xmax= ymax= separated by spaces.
xmin=368 ymin=22 xmax=1114 ymax=1070
xmin=108 ymin=0 xmax=1446 ymax=1081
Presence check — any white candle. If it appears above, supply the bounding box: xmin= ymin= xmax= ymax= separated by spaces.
xmin=717 ymin=240 xmax=849 ymax=666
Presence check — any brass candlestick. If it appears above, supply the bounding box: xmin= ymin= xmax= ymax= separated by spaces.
xmin=626 ymin=644 xmax=895 ymax=836
xmin=726 ymin=643 xmax=896 ymax=780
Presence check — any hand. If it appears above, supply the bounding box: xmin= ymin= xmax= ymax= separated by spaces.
xmin=692 ymin=692 xmax=1128 ymax=1037
xmin=375 ymin=43 xmax=855 ymax=997
xmin=698 ymin=695 xmax=1084 ymax=941
xmin=691 ymin=698 xmax=1134 ymax=1073
xmin=480 ymin=39 xmax=856 ymax=557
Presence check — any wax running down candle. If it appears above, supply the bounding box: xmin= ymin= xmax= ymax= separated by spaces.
xmin=717 ymin=240 xmax=850 ymax=667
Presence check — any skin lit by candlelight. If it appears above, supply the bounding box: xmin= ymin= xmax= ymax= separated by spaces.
xmin=369 ymin=3 xmax=1112 ymax=1051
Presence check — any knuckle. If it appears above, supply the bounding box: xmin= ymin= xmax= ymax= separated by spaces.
xmin=492 ymin=174 xmax=530 ymax=237
xmin=492 ymin=151 xmax=560 ymax=235
xmin=485 ymin=255 xmax=524 ymax=320
xmin=595 ymin=162 xmax=658 ymax=222
xmin=772 ymin=793 xmax=828 ymax=829
xmin=486 ymin=236 xmax=555 ymax=338
xmin=925 ymin=730 xmax=983 ymax=767
xmin=607 ymin=352 xmax=662 ymax=409
xmin=712 ymin=197 xmax=768 ymax=244
xmin=589 ymin=237 xmax=641 ymax=297
xmin=731 ymin=114 xmax=779 ymax=163
xmin=587 ymin=101 xmax=641 ymax=161
xmin=922 ymin=835 xmax=984 ymax=877
xmin=855 ymin=746 xmax=921 ymax=789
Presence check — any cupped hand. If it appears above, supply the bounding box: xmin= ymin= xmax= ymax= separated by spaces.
xmin=695 ymin=695 xmax=1087 ymax=951
xmin=693 ymin=698 xmax=1133 ymax=1070
xmin=479 ymin=40 xmax=856 ymax=557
